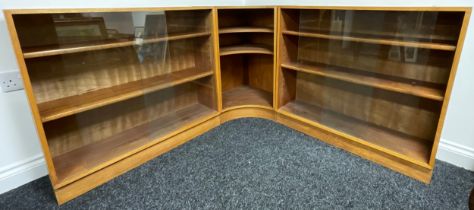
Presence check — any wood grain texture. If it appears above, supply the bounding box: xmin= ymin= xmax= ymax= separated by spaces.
xmin=294 ymin=37 xmax=454 ymax=84
xmin=5 ymin=7 xmax=214 ymax=14
xmin=280 ymin=101 xmax=432 ymax=165
xmin=39 ymin=68 xmax=213 ymax=122
xmin=220 ymin=106 xmax=275 ymax=123
xmin=4 ymin=11 xmax=60 ymax=184
xmin=272 ymin=8 xmax=279 ymax=110
xmin=219 ymin=26 xmax=273 ymax=34
xmin=222 ymin=86 xmax=273 ymax=110
xmin=293 ymin=9 xmax=463 ymax=43
xmin=45 ymin=82 xmax=200 ymax=157
xmin=212 ymin=8 xmax=223 ymax=112
xmin=283 ymin=30 xmax=456 ymax=51
xmin=51 ymin=103 xmax=216 ymax=188
xmin=22 ymin=32 xmax=211 ymax=59
xmin=217 ymin=8 xmax=274 ymax=29
xmin=27 ymin=37 xmax=211 ymax=104
xmin=278 ymin=6 xmax=469 ymax=12
xmin=429 ymin=9 xmax=472 ymax=166
xmin=282 ymin=62 xmax=444 ymax=101
xmin=248 ymin=55 xmax=274 ymax=93
xmin=220 ymin=54 xmax=246 ymax=92
xmin=295 ymin=72 xmax=441 ymax=140
xmin=219 ymin=44 xmax=273 ymax=56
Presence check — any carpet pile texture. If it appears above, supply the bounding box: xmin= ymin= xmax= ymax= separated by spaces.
xmin=0 ymin=118 xmax=473 ymax=209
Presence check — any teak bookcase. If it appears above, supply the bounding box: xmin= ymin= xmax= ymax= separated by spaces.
xmin=4 ymin=6 xmax=470 ymax=204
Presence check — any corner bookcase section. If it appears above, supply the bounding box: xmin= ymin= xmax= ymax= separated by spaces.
xmin=218 ymin=8 xmax=275 ymax=110
xmin=5 ymin=6 xmax=469 ymax=205
xmin=278 ymin=8 xmax=467 ymax=171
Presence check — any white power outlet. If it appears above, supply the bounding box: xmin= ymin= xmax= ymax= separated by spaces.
xmin=0 ymin=71 xmax=24 ymax=92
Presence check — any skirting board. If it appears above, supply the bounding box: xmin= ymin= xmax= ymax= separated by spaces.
xmin=436 ymin=138 xmax=474 ymax=171
xmin=0 ymin=135 xmax=473 ymax=195
xmin=0 ymin=154 xmax=47 ymax=194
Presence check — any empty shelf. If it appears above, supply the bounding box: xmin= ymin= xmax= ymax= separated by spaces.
xmin=219 ymin=26 xmax=273 ymax=34
xmin=281 ymin=62 xmax=444 ymax=101
xmin=53 ymin=103 xmax=217 ymax=188
xmin=282 ymin=30 xmax=456 ymax=51
xmin=220 ymin=44 xmax=273 ymax=56
xmin=23 ymin=31 xmax=211 ymax=59
xmin=38 ymin=68 xmax=213 ymax=122
xmin=223 ymin=86 xmax=272 ymax=110
xmin=279 ymin=100 xmax=432 ymax=167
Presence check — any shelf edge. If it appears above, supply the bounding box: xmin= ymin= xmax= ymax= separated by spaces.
xmin=40 ymin=70 xmax=214 ymax=123
xmin=282 ymin=30 xmax=456 ymax=51
xmin=23 ymin=32 xmax=212 ymax=59
xmin=281 ymin=62 xmax=445 ymax=101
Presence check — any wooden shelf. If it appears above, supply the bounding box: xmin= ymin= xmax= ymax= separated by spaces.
xmin=219 ymin=26 xmax=273 ymax=34
xmin=223 ymin=86 xmax=272 ymax=110
xmin=53 ymin=103 xmax=216 ymax=187
xmin=23 ymin=31 xmax=211 ymax=59
xmin=220 ymin=44 xmax=273 ymax=56
xmin=38 ymin=68 xmax=213 ymax=122
xmin=281 ymin=62 xmax=444 ymax=101
xmin=279 ymin=101 xmax=432 ymax=166
xmin=282 ymin=30 xmax=456 ymax=51
xmin=298 ymin=25 xmax=458 ymax=42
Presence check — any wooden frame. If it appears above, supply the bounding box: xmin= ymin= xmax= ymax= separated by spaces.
xmin=4 ymin=6 xmax=470 ymax=205
xmin=275 ymin=6 xmax=471 ymax=182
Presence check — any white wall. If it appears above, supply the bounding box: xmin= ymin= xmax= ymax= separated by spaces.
xmin=246 ymin=0 xmax=474 ymax=170
xmin=0 ymin=0 xmax=243 ymax=194
xmin=0 ymin=0 xmax=472 ymax=194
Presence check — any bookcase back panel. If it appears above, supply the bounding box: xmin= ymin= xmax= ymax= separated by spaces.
xmin=13 ymin=10 xmax=210 ymax=49
xmin=45 ymin=82 xmax=199 ymax=156
xmin=296 ymin=38 xmax=453 ymax=85
xmin=26 ymin=36 xmax=211 ymax=104
xmin=220 ymin=54 xmax=246 ymax=92
xmin=219 ymin=33 xmax=273 ymax=49
xmin=218 ymin=9 xmax=274 ymax=29
xmin=248 ymin=55 xmax=274 ymax=93
xmin=44 ymin=80 xmax=216 ymax=182
xmin=295 ymin=72 xmax=440 ymax=140
xmin=283 ymin=9 xmax=464 ymax=45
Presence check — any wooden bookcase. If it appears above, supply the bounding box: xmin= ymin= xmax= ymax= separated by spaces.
xmin=217 ymin=8 xmax=276 ymax=110
xmin=277 ymin=7 xmax=470 ymax=181
xmin=4 ymin=6 xmax=470 ymax=205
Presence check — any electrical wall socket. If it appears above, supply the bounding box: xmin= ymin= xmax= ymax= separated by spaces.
xmin=0 ymin=71 xmax=24 ymax=92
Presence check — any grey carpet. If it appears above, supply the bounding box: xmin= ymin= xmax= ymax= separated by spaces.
xmin=0 ymin=118 xmax=473 ymax=209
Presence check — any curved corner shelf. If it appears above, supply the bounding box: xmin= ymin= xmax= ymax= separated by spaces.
xmin=219 ymin=44 xmax=273 ymax=56
xmin=222 ymin=86 xmax=273 ymax=111
xmin=23 ymin=31 xmax=211 ymax=59
xmin=281 ymin=62 xmax=445 ymax=101
xmin=219 ymin=26 xmax=274 ymax=34
xmin=282 ymin=30 xmax=456 ymax=51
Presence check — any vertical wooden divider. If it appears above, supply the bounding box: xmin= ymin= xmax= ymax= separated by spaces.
xmin=3 ymin=11 xmax=59 ymax=186
xmin=428 ymin=9 xmax=471 ymax=166
xmin=212 ymin=8 xmax=223 ymax=112
xmin=273 ymin=7 xmax=279 ymax=110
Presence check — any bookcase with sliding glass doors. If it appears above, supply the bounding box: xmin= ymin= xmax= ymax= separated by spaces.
xmin=5 ymin=8 xmax=219 ymax=204
xmin=4 ymin=6 xmax=470 ymax=205
xmin=277 ymin=7 xmax=470 ymax=182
